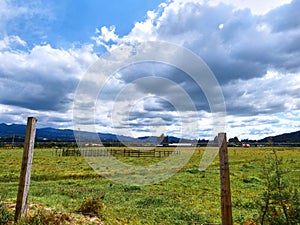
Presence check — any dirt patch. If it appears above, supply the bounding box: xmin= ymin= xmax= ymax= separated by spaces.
xmin=5 ymin=202 xmax=104 ymax=225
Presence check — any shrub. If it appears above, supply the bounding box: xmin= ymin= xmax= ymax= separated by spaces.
xmin=256 ymin=149 xmax=300 ymax=225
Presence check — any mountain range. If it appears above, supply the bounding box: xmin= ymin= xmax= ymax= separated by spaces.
xmin=0 ymin=123 xmax=183 ymax=143
xmin=0 ymin=123 xmax=299 ymax=143
xmin=258 ymin=130 xmax=300 ymax=143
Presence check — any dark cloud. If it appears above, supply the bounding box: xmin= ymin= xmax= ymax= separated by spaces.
xmin=127 ymin=110 xmax=179 ymax=126
xmin=142 ymin=98 xmax=175 ymax=112
xmin=66 ymin=0 xmax=300 ymax=138
xmin=102 ymin=62 xmax=210 ymax=112
xmin=140 ymin=0 xmax=300 ymax=84
xmin=223 ymin=69 xmax=300 ymax=117
xmin=0 ymin=44 xmax=96 ymax=112
xmin=264 ymin=0 xmax=300 ymax=33
xmin=1 ymin=0 xmax=300 ymax=140
xmin=0 ymin=77 xmax=77 ymax=111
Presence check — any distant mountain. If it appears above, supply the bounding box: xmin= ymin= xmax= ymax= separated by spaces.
xmin=0 ymin=123 xmax=166 ymax=143
xmin=137 ymin=135 xmax=194 ymax=144
xmin=1 ymin=123 xmax=299 ymax=144
xmin=0 ymin=123 xmax=133 ymax=142
xmin=0 ymin=123 xmax=76 ymax=141
xmin=0 ymin=123 xmax=27 ymax=136
xmin=37 ymin=127 xmax=75 ymax=140
xmin=259 ymin=130 xmax=300 ymax=143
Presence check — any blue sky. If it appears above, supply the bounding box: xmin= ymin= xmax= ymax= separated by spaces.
xmin=1 ymin=0 xmax=164 ymax=48
xmin=0 ymin=0 xmax=299 ymax=140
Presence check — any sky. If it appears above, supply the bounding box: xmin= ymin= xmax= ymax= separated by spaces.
xmin=0 ymin=0 xmax=299 ymax=140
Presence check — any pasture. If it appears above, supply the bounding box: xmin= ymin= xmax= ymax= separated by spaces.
xmin=0 ymin=146 xmax=299 ymax=224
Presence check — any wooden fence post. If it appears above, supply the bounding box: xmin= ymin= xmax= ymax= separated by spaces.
xmin=14 ymin=117 xmax=37 ymax=222
xmin=218 ymin=132 xmax=233 ymax=225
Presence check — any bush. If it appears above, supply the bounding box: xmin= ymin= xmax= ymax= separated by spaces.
xmin=256 ymin=149 xmax=300 ymax=225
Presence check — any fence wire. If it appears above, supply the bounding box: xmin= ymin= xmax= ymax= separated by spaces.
xmin=1 ymin=147 xmax=299 ymax=225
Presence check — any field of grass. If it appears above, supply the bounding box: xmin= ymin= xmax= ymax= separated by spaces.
xmin=0 ymin=146 xmax=299 ymax=224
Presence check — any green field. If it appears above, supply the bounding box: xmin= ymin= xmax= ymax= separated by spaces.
xmin=0 ymin=147 xmax=299 ymax=224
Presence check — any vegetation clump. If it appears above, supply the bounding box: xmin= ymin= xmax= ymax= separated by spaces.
xmin=18 ymin=209 xmax=71 ymax=225
xmin=76 ymin=195 xmax=104 ymax=217
xmin=256 ymin=149 xmax=300 ymax=225
xmin=0 ymin=197 xmax=14 ymax=224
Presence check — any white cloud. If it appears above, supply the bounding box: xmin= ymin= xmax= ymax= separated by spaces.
xmin=0 ymin=35 xmax=27 ymax=50
xmin=0 ymin=103 xmax=75 ymax=128
xmin=207 ymin=0 xmax=293 ymax=15
xmin=1 ymin=0 xmax=300 ymax=140
xmin=224 ymin=71 xmax=300 ymax=139
xmin=94 ymin=26 xmax=119 ymax=45
xmin=223 ymin=71 xmax=300 ymax=115
xmin=95 ymin=0 xmax=300 ymax=83
xmin=95 ymin=0 xmax=300 ymax=84
xmin=0 ymin=0 xmax=53 ymax=36
xmin=170 ymin=0 xmax=293 ymax=15
xmin=0 ymin=39 xmax=98 ymax=112
xmin=89 ymin=0 xmax=300 ymax=139
xmin=226 ymin=112 xmax=300 ymax=140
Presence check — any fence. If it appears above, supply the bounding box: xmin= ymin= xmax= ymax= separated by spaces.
xmin=1 ymin=131 xmax=299 ymax=224
xmin=55 ymin=147 xmax=180 ymax=157
xmin=1 ymin=150 xmax=299 ymax=224
xmin=1 ymin=159 xmax=299 ymax=224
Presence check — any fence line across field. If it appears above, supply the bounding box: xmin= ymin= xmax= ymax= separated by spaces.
xmin=9 ymin=130 xmax=235 ymax=224
xmin=3 ymin=120 xmax=298 ymax=224
xmin=8 ymin=133 xmax=232 ymax=225
xmin=53 ymin=147 xmax=181 ymax=157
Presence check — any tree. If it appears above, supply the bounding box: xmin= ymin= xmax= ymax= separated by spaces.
xmin=228 ymin=136 xmax=240 ymax=144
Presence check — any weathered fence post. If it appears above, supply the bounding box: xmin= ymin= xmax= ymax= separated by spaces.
xmin=218 ymin=132 xmax=233 ymax=225
xmin=15 ymin=117 xmax=37 ymax=222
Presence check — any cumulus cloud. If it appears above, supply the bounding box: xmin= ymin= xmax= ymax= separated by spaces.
xmin=263 ymin=0 xmax=300 ymax=32
xmin=0 ymin=103 xmax=74 ymax=128
xmin=1 ymin=0 xmax=299 ymax=139
xmin=226 ymin=111 xmax=300 ymax=140
xmin=207 ymin=0 xmax=293 ymax=15
xmin=94 ymin=0 xmax=300 ymax=82
xmin=89 ymin=0 xmax=300 ymax=139
xmin=93 ymin=26 xmax=119 ymax=50
xmin=224 ymin=71 xmax=300 ymax=139
xmin=223 ymin=71 xmax=300 ymax=115
xmin=0 ymin=38 xmax=98 ymax=112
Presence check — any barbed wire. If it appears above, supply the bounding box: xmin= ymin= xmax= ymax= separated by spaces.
xmin=1 ymin=148 xmax=299 ymax=225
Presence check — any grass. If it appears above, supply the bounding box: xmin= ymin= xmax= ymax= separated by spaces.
xmin=0 ymin=146 xmax=299 ymax=224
